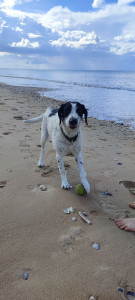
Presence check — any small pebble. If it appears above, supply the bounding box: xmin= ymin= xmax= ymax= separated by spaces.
xmin=92 ymin=243 xmax=100 ymax=250
xmin=22 ymin=271 xmax=29 ymax=280
xmin=8 ymin=169 xmax=12 ymax=172
xmin=89 ymin=296 xmax=96 ymax=300
xmin=72 ymin=217 xmax=77 ymax=222
xmin=39 ymin=185 xmax=47 ymax=191
xmin=117 ymin=162 xmax=122 ymax=165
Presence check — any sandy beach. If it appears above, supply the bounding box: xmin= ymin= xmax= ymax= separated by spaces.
xmin=0 ymin=82 xmax=135 ymax=300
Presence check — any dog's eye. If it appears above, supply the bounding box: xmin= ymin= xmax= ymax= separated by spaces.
xmin=76 ymin=108 xmax=83 ymax=117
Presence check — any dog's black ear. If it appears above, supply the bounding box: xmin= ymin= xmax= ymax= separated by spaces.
xmin=82 ymin=104 xmax=88 ymax=125
xmin=58 ymin=104 xmax=64 ymax=124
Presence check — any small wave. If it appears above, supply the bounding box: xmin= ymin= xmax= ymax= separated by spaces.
xmin=0 ymin=74 xmax=135 ymax=93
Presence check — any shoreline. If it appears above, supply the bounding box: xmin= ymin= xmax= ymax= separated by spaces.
xmin=0 ymin=82 xmax=135 ymax=299
xmin=1 ymin=81 xmax=135 ymax=134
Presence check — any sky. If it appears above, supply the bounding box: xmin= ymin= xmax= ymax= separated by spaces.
xmin=0 ymin=0 xmax=135 ymax=70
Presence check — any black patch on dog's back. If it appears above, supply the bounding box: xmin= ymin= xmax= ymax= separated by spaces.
xmin=49 ymin=108 xmax=58 ymax=117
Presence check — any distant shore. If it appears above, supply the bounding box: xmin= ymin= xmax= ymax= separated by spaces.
xmin=0 ymin=82 xmax=135 ymax=300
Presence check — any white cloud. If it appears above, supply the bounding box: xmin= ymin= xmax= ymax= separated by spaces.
xmin=0 ymin=0 xmax=21 ymax=9
xmin=110 ymin=34 xmax=135 ymax=55
xmin=50 ymin=30 xmax=99 ymax=49
xmin=12 ymin=26 xmax=23 ymax=32
xmin=28 ymin=33 xmax=42 ymax=39
xmin=1 ymin=2 xmax=135 ymax=57
xmin=10 ymin=38 xmax=40 ymax=48
xmin=0 ymin=51 xmax=10 ymax=56
xmin=0 ymin=0 xmax=32 ymax=9
xmin=0 ymin=17 xmax=6 ymax=33
xmin=118 ymin=0 xmax=135 ymax=5
xmin=92 ymin=0 xmax=105 ymax=8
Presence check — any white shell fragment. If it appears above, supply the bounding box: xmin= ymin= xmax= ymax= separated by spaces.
xmin=89 ymin=296 xmax=96 ymax=300
xmin=78 ymin=211 xmax=91 ymax=224
xmin=64 ymin=207 xmax=74 ymax=214
xmin=72 ymin=217 xmax=77 ymax=222
xmin=39 ymin=185 xmax=47 ymax=191
xmin=92 ymin=243 xmax=100 ymax=250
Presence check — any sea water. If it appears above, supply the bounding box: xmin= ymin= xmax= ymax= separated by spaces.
xmin=0 ymin=69 xmax=135 ymax=130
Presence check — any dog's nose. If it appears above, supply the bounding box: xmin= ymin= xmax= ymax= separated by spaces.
xmin=69 ymin=118 xmax=78 ymax=127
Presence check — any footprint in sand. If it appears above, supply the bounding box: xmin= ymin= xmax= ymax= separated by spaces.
xmin=58 ymin=227 xmax=83 ymax=252
xmin=119 ymin=181 xmax=135 ymax=196
xmin=13 ymin=116 xmax=23 ymax=120
xmin=3 ymin=132 xmax=12 ymax=135
xmin=35 ymin=166 xmax=54 ymax=177
xmin=0 ymin=180 xmax=7 ymax=188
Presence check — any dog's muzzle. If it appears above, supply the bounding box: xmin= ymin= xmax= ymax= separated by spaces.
xmin=69 ymin=117 xmax=78 ymax=129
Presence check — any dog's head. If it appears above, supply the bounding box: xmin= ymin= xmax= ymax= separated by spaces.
xmin=58 ymin=101 xmax=88 ymax=129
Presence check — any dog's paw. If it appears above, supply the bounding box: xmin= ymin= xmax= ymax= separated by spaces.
xmin=61 ymin=181 xmax=72 ymax=190
xmin=37 ymin=161 xmax=44 ymax=167
xmin=82 ymin=180 xmax=90 ymax=194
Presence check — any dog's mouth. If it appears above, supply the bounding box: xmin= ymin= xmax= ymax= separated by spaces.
xmin=69 ymin=124 xmax=77 ymax=129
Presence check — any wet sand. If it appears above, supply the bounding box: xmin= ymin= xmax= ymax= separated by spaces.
xmin=0 ymin=83 xmax=135 ymax=300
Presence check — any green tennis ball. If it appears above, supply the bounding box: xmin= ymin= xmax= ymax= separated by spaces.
xmin=76 ymin=184 xmax=85 ymax=195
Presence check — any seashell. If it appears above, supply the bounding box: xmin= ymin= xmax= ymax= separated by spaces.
xmin=89 ymin=296 xmax=96 ymax=300
xmin=72 ymin=217 xmax=77 ymax=222
xmin=92 ymin=243 xmax=100 ymax=250
xmin=22 ymin=271 xmax=29 ymax=280
xmin=64 ymin=207 xmax=74 ymax=214
xmin=78 ymin=211 xmax=91 ymax=224
xmin=39 ymin=185 xmax=47 ymax=191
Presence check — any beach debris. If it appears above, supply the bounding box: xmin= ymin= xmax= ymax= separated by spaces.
xmin=64 ymin=207 xmax=74 ymax=214
xmin=126 ymin=291 xmax=135 ymax=300
xmin=82 ymin=211 xmax=87 ymax=216
xmin=102 ymin=191 xmax=112 ymax=196
xmin=118 ymin=287 xmax=124 ymax=293
xmin=78 ymin=211 xmax=91 ymax=224
xmin=72 ymin=217 xmax=77 ymax=222
xmin=118 ymin=287 xmax=135 ymax=300
xmin=22 ymin=271 xmax=29 ymax=280
xmin=39 ymin=184 xmax=47 ymax=191
xmin=92 ymin=243 xmax=100 ymax=250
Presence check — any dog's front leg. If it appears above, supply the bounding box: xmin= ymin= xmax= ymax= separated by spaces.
xmin=75 ymin=152 xmax=90 ymax=194
xmin=56 ymin=153 xmax=72 ymax=189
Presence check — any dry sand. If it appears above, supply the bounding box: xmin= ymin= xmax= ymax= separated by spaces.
xmin=0 ymin=82 xmax=135 ymax=300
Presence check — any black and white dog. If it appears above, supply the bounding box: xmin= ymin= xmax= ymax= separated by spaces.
xmin=24 ymin=101 xmax=90 ymax=193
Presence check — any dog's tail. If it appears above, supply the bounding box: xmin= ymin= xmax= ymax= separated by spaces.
xmin=24 ymin=115 xmax=43 ymax=124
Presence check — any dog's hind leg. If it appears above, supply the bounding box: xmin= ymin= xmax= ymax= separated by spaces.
xmin=37 ymin=120 xmax=48 ymax=167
